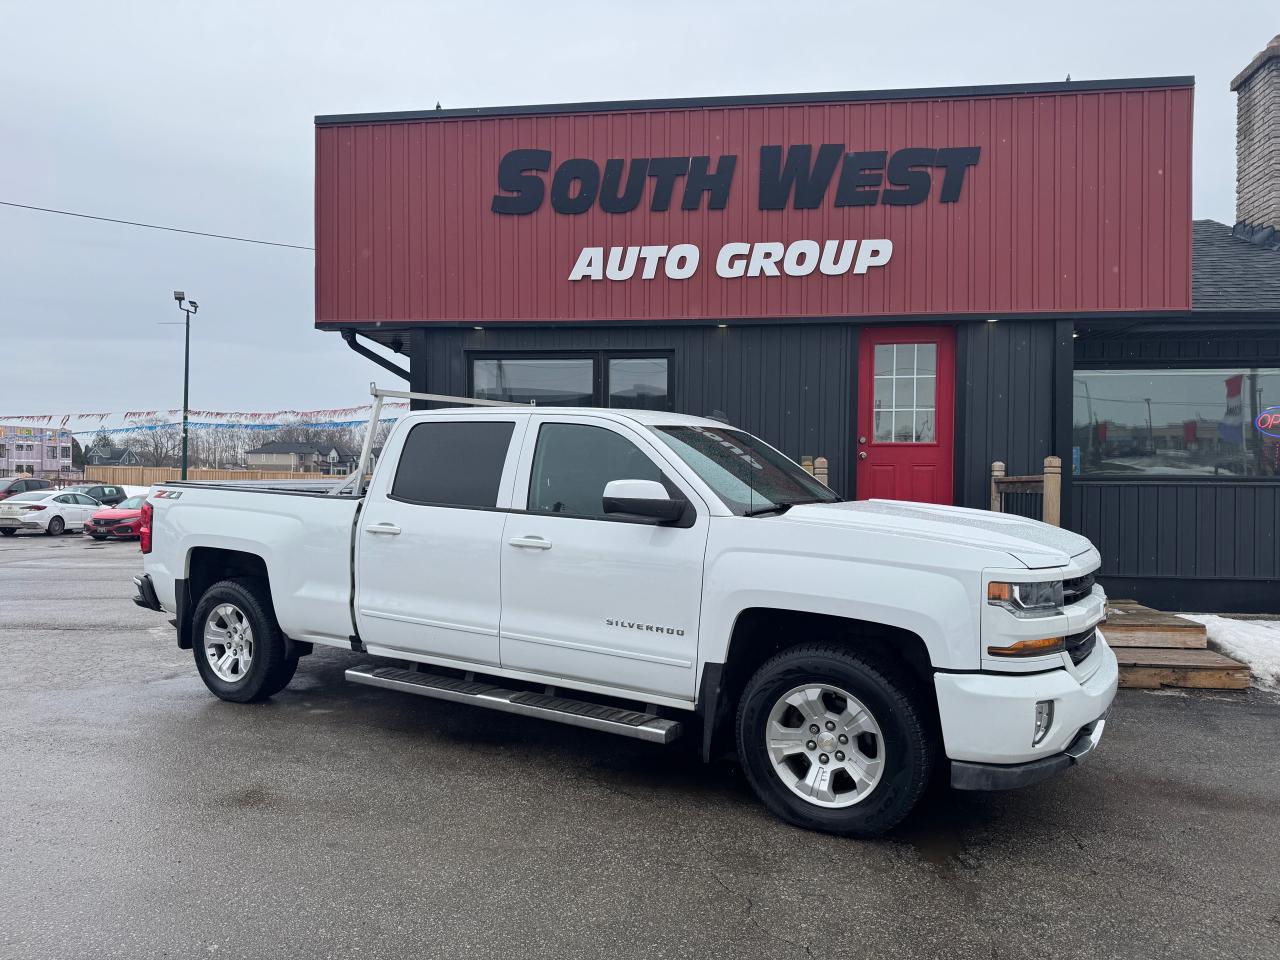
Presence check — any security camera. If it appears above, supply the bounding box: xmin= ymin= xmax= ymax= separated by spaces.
xmin=188 ymin=301 xmax=199 ymax=312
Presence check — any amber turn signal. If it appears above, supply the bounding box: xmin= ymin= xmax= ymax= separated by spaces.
xmin=987 ymin=582 xmax=1012 ymax=603
xmin=986 ymin=636 xmax=1066 ymax=658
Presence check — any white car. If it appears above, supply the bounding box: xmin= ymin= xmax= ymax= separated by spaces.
xmin=0 ymin=490 xmax=102 ymax=536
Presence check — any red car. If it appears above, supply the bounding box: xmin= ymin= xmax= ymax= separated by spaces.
xmin=85 ymin=495 xmax=147 ymax=540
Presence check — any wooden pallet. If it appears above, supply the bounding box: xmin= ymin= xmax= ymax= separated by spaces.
xmin=1103 ymin=600 xmax=1207 ymax=648
xmin=1102 ymin=600 xmax=1250 ymax=690
xmin=1115 ymin=647 xmax=1251 ymax=690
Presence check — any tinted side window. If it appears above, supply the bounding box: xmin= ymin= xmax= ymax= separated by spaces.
xmin=528 ymin=423 xmax=665 ymax=519
xmin=391 ymin=421 xmax=515 ymax=508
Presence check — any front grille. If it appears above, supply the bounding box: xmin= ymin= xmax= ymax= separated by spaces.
xmin=1063 ymin=571 xmax=1096 ymax=606
xmin=1065 ymin=626 xmax=1098 ymax=665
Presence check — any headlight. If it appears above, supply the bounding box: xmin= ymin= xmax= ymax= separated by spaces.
xmin=987 ymin=580 xmax=1063 ymax=618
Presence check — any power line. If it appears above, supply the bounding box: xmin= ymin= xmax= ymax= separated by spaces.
xmin=0 ymin=200 xmax=314 ymax=251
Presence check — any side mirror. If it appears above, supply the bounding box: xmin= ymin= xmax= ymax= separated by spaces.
xmin=602 ymin=478 xmax=685 ymax=522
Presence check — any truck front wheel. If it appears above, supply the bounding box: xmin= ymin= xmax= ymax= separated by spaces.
xmin=735 ymin=644 xmax=932 ymax=837
xmin=192 ymin=579 xmax=297 ymax=703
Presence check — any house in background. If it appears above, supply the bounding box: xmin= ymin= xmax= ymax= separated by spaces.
xmin=320 ymin=443 xmax=359 ymax=476
xmin=245 ymin=441 xmax=324 ymax=472
xmin=83 ymin=443 xmax=141 ymax=467
xmin=2 ymin=426 xmax=76 ymax=477
xmin=244 ymin=441 xmax=362 ymax=475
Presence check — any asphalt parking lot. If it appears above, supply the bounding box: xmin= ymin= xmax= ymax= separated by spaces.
xmin=1 ymin=533 xmax=1277 ymax=960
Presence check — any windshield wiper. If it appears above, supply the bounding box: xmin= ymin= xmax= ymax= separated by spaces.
xmin=742 ymin=504 xmax=790 ymax=517
xmin=742 ymin=497 xmax=836 ymax=517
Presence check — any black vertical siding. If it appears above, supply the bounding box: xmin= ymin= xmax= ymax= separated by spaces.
xmin=413 ymin=324 xmax=857 ymax=495
xmin=954 ymin=320 xmax=1060 ymax=509
xmin=1070 ymin=481 xmax=1279 ymax=581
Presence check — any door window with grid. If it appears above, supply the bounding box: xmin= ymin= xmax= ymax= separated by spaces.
xmin=872 ymin=343 xmax=937 ymax=443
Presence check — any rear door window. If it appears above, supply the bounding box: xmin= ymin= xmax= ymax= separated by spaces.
xmin=390 ymin=421 xmax=515 ymax=509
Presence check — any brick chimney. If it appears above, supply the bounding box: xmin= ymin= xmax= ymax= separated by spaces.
xmin=1232 ymin=35 xmax=1280 ymax=240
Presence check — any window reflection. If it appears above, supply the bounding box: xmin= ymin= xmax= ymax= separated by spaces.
xmin=1073 ymin=368 xmax=1280 ymax=478
xmin=607 ymin=358 xmax=670 ymax=411
xmin=473 ymin=358 xmax=594 ymax=406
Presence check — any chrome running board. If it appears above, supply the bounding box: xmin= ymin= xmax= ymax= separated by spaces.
xmin=344 ymin=664 xmax=682 ymax=744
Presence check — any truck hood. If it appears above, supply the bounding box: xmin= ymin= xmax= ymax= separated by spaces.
xmin=779 ymin=499 xmax=1095 ymax=569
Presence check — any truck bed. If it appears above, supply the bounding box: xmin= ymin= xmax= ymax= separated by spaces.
xmin=145 ymin=481 xmax=363 ymax=650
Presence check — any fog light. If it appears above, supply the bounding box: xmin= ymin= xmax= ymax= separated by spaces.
xmin=1033 ymin=700 xmax=1054 ymax=746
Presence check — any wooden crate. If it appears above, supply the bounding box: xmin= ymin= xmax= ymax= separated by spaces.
xmin=1103 ymin=601 xmax=1207 ymax=649
xmin=1115 ymin=647 xmax=1251 ymax=690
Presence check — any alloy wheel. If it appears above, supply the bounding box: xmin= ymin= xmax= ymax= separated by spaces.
xmin=764 ymin=683 xmax=886 ymax=808
xmin=204 ymin=603 xmax=254 ymax=682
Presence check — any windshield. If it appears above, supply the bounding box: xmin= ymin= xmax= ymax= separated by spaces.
xmin=652 ymin=425 xmax=840 ymax=515
xmin=117 ymin=497 xmax=145 ymax=509
xmin=9 ymin=492 xmax=52 ymax=502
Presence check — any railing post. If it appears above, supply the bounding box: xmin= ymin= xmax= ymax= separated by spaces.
xmin=1042 ymin=455 xmax=1062 ymax=527
xmin=990 ymin=461 xmax=1006 ymax=513
xmin=801 ymin=455 xmax=815 ymax=476
xmin=814 ymin=456 xmax=829 ymax=486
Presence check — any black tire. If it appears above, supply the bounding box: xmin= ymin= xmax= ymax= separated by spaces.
xmin=261 ymin=654 xmax=299 ymax=698
xmin=0 ymin=528 xmax=15 ymax=537
xmin=735 ymin=644 xmax=932 ymax=838
xmin=192 ymin=578 xmax=296 ymax=703
xmin=46 ymin=516 xmax=65 ymax=536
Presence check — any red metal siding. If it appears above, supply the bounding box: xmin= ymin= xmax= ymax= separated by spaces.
xmin=315 ymin=86 xmax=1192 ymax=326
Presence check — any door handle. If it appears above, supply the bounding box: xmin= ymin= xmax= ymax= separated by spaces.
xmin=858 ymin=452 xmax=868 ymax=460
xmin=508 ymin=535 xmax=552 ymax=550
xmin=365 ymin=522 xmax=402 ymax=535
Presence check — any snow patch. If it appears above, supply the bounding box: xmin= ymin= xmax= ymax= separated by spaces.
xmin=1181 ymin=615 xmax=1280 ymax=690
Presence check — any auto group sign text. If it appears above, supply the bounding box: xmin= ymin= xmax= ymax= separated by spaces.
xmin=490 ymin=144 xmax=982 ymax=282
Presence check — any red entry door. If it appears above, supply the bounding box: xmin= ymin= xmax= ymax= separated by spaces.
xmin=856 ymin=326 xmax=955 ymax=504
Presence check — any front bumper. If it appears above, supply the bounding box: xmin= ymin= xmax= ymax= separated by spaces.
xmin=935 ymin=633 xmax=1118 ymax=773
xmin=87 ymin=522 xmax=140 ymax=537
xmin=951 ymin=713 xmax=1107 ymax=790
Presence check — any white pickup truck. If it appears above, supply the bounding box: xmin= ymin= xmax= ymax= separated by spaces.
xmin=135 ymin=390 xmax=1117 ymax=836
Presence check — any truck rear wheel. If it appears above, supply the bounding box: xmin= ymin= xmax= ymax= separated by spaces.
xmin=192 ymin=579 xmax=297 ymax=703
xmin=735 ymin=644 xmax=932 ymax=837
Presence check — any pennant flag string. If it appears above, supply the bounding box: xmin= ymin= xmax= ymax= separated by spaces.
xmin=64 ymin=417 xmax=401 ymax=437
xmin=1 ymin=402 xmax=411 ymax=427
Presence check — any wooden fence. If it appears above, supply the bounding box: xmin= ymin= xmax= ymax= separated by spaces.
xmin=990 ymin=456 xmax=1062 ymax=526
xmin=799 ymin=456 xmax=830 ymax=486
xmin=84 ymin=466 xmax=311 ymax=485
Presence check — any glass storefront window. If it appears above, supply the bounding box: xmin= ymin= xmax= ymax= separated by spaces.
xmin=607 ymin=357 xmax=669 ymax=410
xmin=471 ymin=354 xmax=670 ymax=410
xmin=472 ymin=358 xmax=594 ymax=406
xmin=1073 ymin=368 xmax=1280 ymax=478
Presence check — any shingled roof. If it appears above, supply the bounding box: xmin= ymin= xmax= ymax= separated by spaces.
xmin=1192 ymin=219 xmax=1280 ymax=312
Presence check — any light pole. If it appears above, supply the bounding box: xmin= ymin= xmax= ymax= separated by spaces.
xmin=173 ymin=291 xmax=198 ymax=479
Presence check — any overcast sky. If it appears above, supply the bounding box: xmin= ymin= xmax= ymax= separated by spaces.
xmin=1 ymin=1 xmax=1276 ymax=422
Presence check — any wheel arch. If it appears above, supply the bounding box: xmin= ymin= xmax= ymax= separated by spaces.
xmin=180 ymin=547 xmax=273 ymax=651
xmin=698 ymin=607 xmax=938 ymax=762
